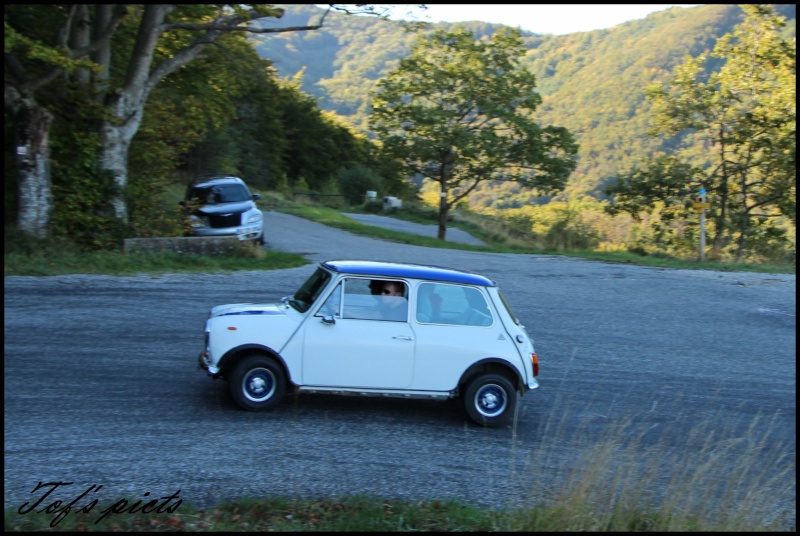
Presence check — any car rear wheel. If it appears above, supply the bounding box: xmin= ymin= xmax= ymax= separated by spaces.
xmin=463 ymin=373 xmax=517 ymax=427
xmin=229 ymin=355 xmax=286 ymax=411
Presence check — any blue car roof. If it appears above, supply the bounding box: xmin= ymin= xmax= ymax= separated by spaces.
xmin=322 ymin=260 xmax=496 ymax=287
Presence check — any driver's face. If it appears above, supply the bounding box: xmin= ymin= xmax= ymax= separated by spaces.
xmin=380 ymin=283 xmax=403 ymax=297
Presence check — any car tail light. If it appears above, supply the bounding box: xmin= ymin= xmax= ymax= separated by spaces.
xmin=531 ymin=353 xmax=539 ymax=377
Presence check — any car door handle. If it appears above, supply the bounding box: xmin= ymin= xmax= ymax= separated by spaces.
xmin=392 ymin=335 xmax=414 ymax=341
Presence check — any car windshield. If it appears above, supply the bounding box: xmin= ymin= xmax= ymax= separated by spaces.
xmin=188 ymin=184 xmax=251 ymax=204
xmin=289 ymin=268 xmax=332 ymax=313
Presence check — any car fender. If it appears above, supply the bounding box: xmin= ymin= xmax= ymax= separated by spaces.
xmin=217 ymin=344 xmax=293 ymax=383
xmin=457 ymin=357 xmax=526 ymax=394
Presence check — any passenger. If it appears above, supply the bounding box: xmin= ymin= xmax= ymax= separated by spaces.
xmin=417 ymin=283 xmax=443 ymax=323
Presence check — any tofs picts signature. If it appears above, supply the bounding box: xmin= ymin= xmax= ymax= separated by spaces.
xmin=17 ymin=481 xmax=183 ymax=527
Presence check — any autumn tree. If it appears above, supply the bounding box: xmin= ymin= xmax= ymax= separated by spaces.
xmin=4 ymin=4 xmax=401 ymax=238
xmin=606 ymin=4 xmax=795 ymax=261
xmin=369 ymin=27 xmax=578 ymax=240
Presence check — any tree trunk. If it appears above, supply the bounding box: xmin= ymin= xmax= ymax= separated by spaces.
xmin=10 ymin=97 xmax=54 ymax=239
xmin=70 ymin=4 xmax=92 ymax=84
xmin=710 ymin=123 xmax=729 ymax=259
xmin=100 ymin=96 xmax=145 ymax=223
xmin=97 ymin=5 xmax=172 ymax=223
xmin=436 ymin=154 xmax=454 ymax=241
xmin=437 ymin=194 xmax=449 ymax=241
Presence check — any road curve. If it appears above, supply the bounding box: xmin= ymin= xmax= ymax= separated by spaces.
xmin=340 ymin=212 xmax=487 ymax=246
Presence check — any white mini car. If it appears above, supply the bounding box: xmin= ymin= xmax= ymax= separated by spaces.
xmin=197 ymin=260 xmax=539 ymax=427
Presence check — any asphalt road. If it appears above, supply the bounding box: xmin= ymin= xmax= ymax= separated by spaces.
xmin=4 ymin=211 xmax=796 ymax=527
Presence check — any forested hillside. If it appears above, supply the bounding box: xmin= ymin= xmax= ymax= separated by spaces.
xmin=5 ymin=4 xmax=793 ymax=264
xmin=251 ymin=4 xmax=796 ymax=207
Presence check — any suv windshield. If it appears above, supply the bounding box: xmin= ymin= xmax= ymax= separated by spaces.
xmin=188 ymin=184 xmax=251 ymax=204
xmin=289 ymin=268 xmax=332 ymax=313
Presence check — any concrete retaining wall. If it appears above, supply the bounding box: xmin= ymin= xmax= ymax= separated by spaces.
xmin=123 ymin=236 xmax=242 ymax=256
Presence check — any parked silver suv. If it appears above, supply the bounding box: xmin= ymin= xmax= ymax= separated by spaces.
xmin=180 ymin=176 xmax=264 ymax=244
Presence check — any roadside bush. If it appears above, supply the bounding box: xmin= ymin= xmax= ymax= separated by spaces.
xmin=337 ymin=164 xmax=384 ymax=206
xmin=362 ymin=200 xmax=384 ymax=213
xmin=4 ymin=225 xmax=81 ymax=256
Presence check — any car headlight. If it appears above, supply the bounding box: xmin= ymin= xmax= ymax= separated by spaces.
xmin=245 ymin=212 xmax=263 ymax=225
xmin=189 ymin=215 xmax=208 ymax=228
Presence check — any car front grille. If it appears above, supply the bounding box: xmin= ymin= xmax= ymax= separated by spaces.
xmin=208 ymin=213 xmax=242 ymax=228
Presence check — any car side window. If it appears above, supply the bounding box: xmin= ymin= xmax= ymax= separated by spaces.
xmin=318 ymin=281 xmax=343 ymax=317
xmin=322 ymin=278 xmax=408 ymax=322
xmin=416 ymin=283 xmax=493 ymax=326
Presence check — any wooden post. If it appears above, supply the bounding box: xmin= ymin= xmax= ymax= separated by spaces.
xmin=699 ymin=189 xmax=707 ymax=262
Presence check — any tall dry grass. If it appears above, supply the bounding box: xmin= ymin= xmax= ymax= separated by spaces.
xmin=509 ymin=397 xmax=795 ymax=531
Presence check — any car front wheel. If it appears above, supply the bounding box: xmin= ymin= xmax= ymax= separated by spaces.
xmin=229 ymin=355 xmax=286 ymax=411
xmin=463 ymin=373 xmax=517 ymax=427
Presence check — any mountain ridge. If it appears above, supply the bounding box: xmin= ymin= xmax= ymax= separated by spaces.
xmin=250 ymin=4 xmax=796 ymax=205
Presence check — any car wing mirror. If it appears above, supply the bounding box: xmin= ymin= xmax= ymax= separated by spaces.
xmin=321 ymin=315 xmax=336 ymax=325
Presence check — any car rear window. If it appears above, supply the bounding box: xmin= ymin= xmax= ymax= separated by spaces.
xmin=416 ymin=283 xmax=493 ymax=326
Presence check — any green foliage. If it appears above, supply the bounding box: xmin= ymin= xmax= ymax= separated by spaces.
xmin=170 ymin=34 xmax=290 ymax=190
xmin=604 ymin=155 xmax=704 ymax=222
xmin=177 ymin=61 xmax=374 ymax=196
xmin=370 ymin=27 xmax=578 ymax=238
xmin=46 ymin=86 xmax=125 ymax=250
xmin=127 ymin=62 xmax=220 ymax=238
xmin=3 ymin=10 xmax=99 ymax=75
xmin=6 ymin=5 xmax=385 ymax=249
xmin=253 ymin=5 xmax=791 ymax=198
xmin=4 ymin=4 xmax=794 ymax=264
xmin=293 ymin=177 xmax=310 ymax=194
xmin=279 ymin=89 xmax=376 ymax=192
xmin=477 ymin=201 xmax=603 ymax=251
xmin=362 ymin=199 xmax=384 ymax=213
xmin=336 ymin=164 xmax=385 ymax=205
xmin=607 ymin=4 xmax=796 ymax=261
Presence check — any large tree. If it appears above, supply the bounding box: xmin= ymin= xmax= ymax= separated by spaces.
xmin=4 ymin=4 xmax=400 ymax=237
xmin=5 ymin=5 xmax=121 ymax=238
xmin=606 ymin=4 xmax=795 ymax=260
xmin=369 ymin=27 xmax=578 ymax=240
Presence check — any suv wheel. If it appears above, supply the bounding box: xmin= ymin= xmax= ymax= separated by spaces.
xmin=463 ymin=373 xmax=517 ymax=427
xmin=229 ymin=355 xmax=286 ymax=411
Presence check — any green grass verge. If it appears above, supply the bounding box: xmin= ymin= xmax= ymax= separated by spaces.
xmin=3 ymin=493 xmax=787 ymax=532
xmin=3 ymin=248 xmax=309 ymax=277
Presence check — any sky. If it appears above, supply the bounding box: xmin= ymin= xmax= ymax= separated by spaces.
xmin=383 ymin=4 xmax=701 ymax=35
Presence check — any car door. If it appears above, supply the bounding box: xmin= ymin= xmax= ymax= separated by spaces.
xmin=411 ymin=282 xmax=514 ymax=391
xmin=301 ymin=277 xmax=415 ymax=389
